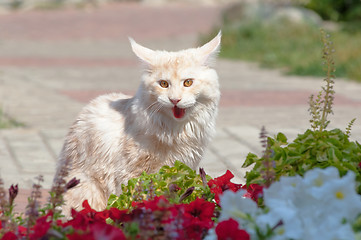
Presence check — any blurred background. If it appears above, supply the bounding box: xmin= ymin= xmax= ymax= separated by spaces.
xmin=0 ymin=0 xmax=361 ymax=196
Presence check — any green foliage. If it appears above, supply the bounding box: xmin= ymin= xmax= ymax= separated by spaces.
xmin=107 ymin=161 xmax=213 ymax=209
xmin=243 ymin=129 xmax=361 ymax=193
xmin=304 ymin=0 xmax=361 ymax=22
xmin=204 ymin=15 xmax=361 ymax=82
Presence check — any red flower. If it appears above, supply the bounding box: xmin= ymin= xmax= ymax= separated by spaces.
xmin=29 ymin=211 xmax=53 ymax=240
xmin=184 ymin=198 xmax=215 ymax=226
xmin=216 ymin=218 xmax=250 ymax=240
xmin=67 ymin=232 xmax=93 ymax=240
xmin=132 ymin=196 xmax=169 ymax=211
xmin=358 ymin=162 xmax=361 ymax=168
xmin=91 ymin=222 xmax=126 ymax=240
xmin=208 ymin=170 xmax=243 ymax=203
xmin=78 ymin=200 xmax=109 ymax=223
xmin=64 ymin=208 xmax=90 ymax=231
xmin=1 ymin=232 xmax=17 ymax=240
xmin=242 ymin=184 xmax=264 ymax=203
xmin=64 ymin=200 xmax=108 ymax=231
xmin=17 ymin=226 xmax=27 ymax=236
xmin=180 ymin=198 xmax=216 ymax=240
xmin=182 ymin=221 xmax=211 ymax=240
xmin=108 ymin=208 xmax=132 ymax=223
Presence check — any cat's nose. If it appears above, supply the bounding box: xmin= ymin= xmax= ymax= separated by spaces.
xmin=169 ymin=98 xmax=181 ymax=105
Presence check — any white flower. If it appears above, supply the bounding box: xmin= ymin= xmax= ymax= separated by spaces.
xmin=218 ymin=190 xmax=258 ymax=222
xmin=211 ymin=167 xmax=361 ymax=240
xmin=218 ymin=190 xmax=259 ymax=237
xmin=303 ymin=167 xmax=341 ymax=199
xmin=302 ymin=218 xmax=355 ymax=240
xmin=262 ymin=167 xmax=361 ymax=239
xmin=304 ymin=167 xmax=361 ymax=221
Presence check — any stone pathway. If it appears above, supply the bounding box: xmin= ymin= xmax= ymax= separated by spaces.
xmin=0 ymin=2 xmax=361 ymax=212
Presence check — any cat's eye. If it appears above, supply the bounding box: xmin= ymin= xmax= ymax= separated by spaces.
xmin=183 ymin=78 xmax=194 ymax=87
xmin=159 ymin=80 xmax=169 ymax=88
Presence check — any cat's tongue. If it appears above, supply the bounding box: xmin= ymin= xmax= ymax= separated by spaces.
xmin=172 ymin=106 xmax=185 ymax=119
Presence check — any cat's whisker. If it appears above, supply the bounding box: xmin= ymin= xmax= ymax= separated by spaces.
xmin=144 ymin=101 xmax=158 ymax=112
xmin=148 ymin=103 xmax=163 ymax=119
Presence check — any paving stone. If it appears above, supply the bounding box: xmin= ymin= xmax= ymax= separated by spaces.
xmin=1 ymin=129 xmax=56 ymax=174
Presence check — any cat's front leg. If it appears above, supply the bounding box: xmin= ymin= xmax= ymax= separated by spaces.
xmin=61 ymin=172 xmax=109 ymax=218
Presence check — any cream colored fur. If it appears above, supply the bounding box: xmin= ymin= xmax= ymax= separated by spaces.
xmin=55 ymin=32 xmax=221 ymax=217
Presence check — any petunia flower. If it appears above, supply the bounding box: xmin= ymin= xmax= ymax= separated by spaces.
xmin=215 ymin=218 xmax=250 ymax=240
xmin=262 ymin=167 xmax=361 ymax=239
xmin=108 ymin=208 xmax=132 ymax=223
xmin=219 ymin=190 xmax=258 ymax=223
xmin=242 ymin=184 xmax=264 ymax=203
xmin=184 ymin=197 xmax=215 ymax=225
xmin=208 ymin=170 xmax=243 ymax=204
xmin=205 ymin=218 xmax=250 ymax=240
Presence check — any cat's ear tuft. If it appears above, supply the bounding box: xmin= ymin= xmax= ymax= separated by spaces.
xmin=129 ymin=37 xmax=155 ymax=66
xmin=198 ymin=31 xmax=221 ymax=66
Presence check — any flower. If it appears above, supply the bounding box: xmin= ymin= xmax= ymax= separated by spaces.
xmin=303 ymin=167 xmax=361 ymax=221
xmin=8 ymin=184 xmax=18 ymax=207
xmin=242 ymin=184 xmax=264 ymax=203
xmin=184 ymin=197 xmax=215 ymax=225
xmin=91 ymin=222 xmax=126 ymax=240
xmin=64 ymin=200 xmax=109 ymax=232
xmin=215 ymin=218 xmax=250 ymax=240
xmin=29 ymin=211 xmax=53 ymax=240
xmin=182 ymin=220 xmax=212 ymax=240
xmin=218 ymin=190 xmax=258 ymax=223
xmin=1 ymin=232 xmax=17 ymax=240
xmin=132 ymin=195 xmax=168 ymax=211
xmin=208 ymin=170 xmax=243 ymax=204
xmin=181 ymin=198 xmax=216 ymax=239
xmin=108 ymin=208 xmax=132 ymax=223
xmin=260 ymin=167 xmax=361 ymax=239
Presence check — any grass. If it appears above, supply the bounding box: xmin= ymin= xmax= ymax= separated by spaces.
xmin=205 ymin=20 xmax=361 ymax=82
xmin=0 ymin=108 xmax=23 ymax=129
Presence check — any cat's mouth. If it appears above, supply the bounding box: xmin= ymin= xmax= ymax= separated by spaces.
xmin=172 ymin=106 xmax=186 ymax=119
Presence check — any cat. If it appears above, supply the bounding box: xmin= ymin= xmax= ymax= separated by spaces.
xmin=55 ymin=32 xmax=221 ymax=217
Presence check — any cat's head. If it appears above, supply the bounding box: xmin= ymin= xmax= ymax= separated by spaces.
xmin=130 ymin=32 xmax=221 ymax=121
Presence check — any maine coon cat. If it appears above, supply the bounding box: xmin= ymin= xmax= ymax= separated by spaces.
xmin=55 ymin=32 xmax=221 ymax=217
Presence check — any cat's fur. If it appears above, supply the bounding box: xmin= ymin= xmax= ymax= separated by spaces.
xmin=55 ymin=32 xmax=221 ymax=217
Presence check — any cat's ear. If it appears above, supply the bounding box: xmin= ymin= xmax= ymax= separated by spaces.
xmin=129 ymin=37 xmax=155 ymax=66
xmin=198 ymin=31 xmax=221 ymax=66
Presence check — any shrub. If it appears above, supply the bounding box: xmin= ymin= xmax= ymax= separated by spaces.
xmin=304 ymin=0 xmax=361 ymax=22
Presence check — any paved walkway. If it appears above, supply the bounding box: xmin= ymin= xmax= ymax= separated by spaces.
xmin=0 ymin=2 xmax=361 ymax=212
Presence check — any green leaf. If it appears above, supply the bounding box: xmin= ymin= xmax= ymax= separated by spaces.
xmin=242 ymin=153 xmax=259 ymax=167
xmin=276 ymin=132 xmax=288 ymax=144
